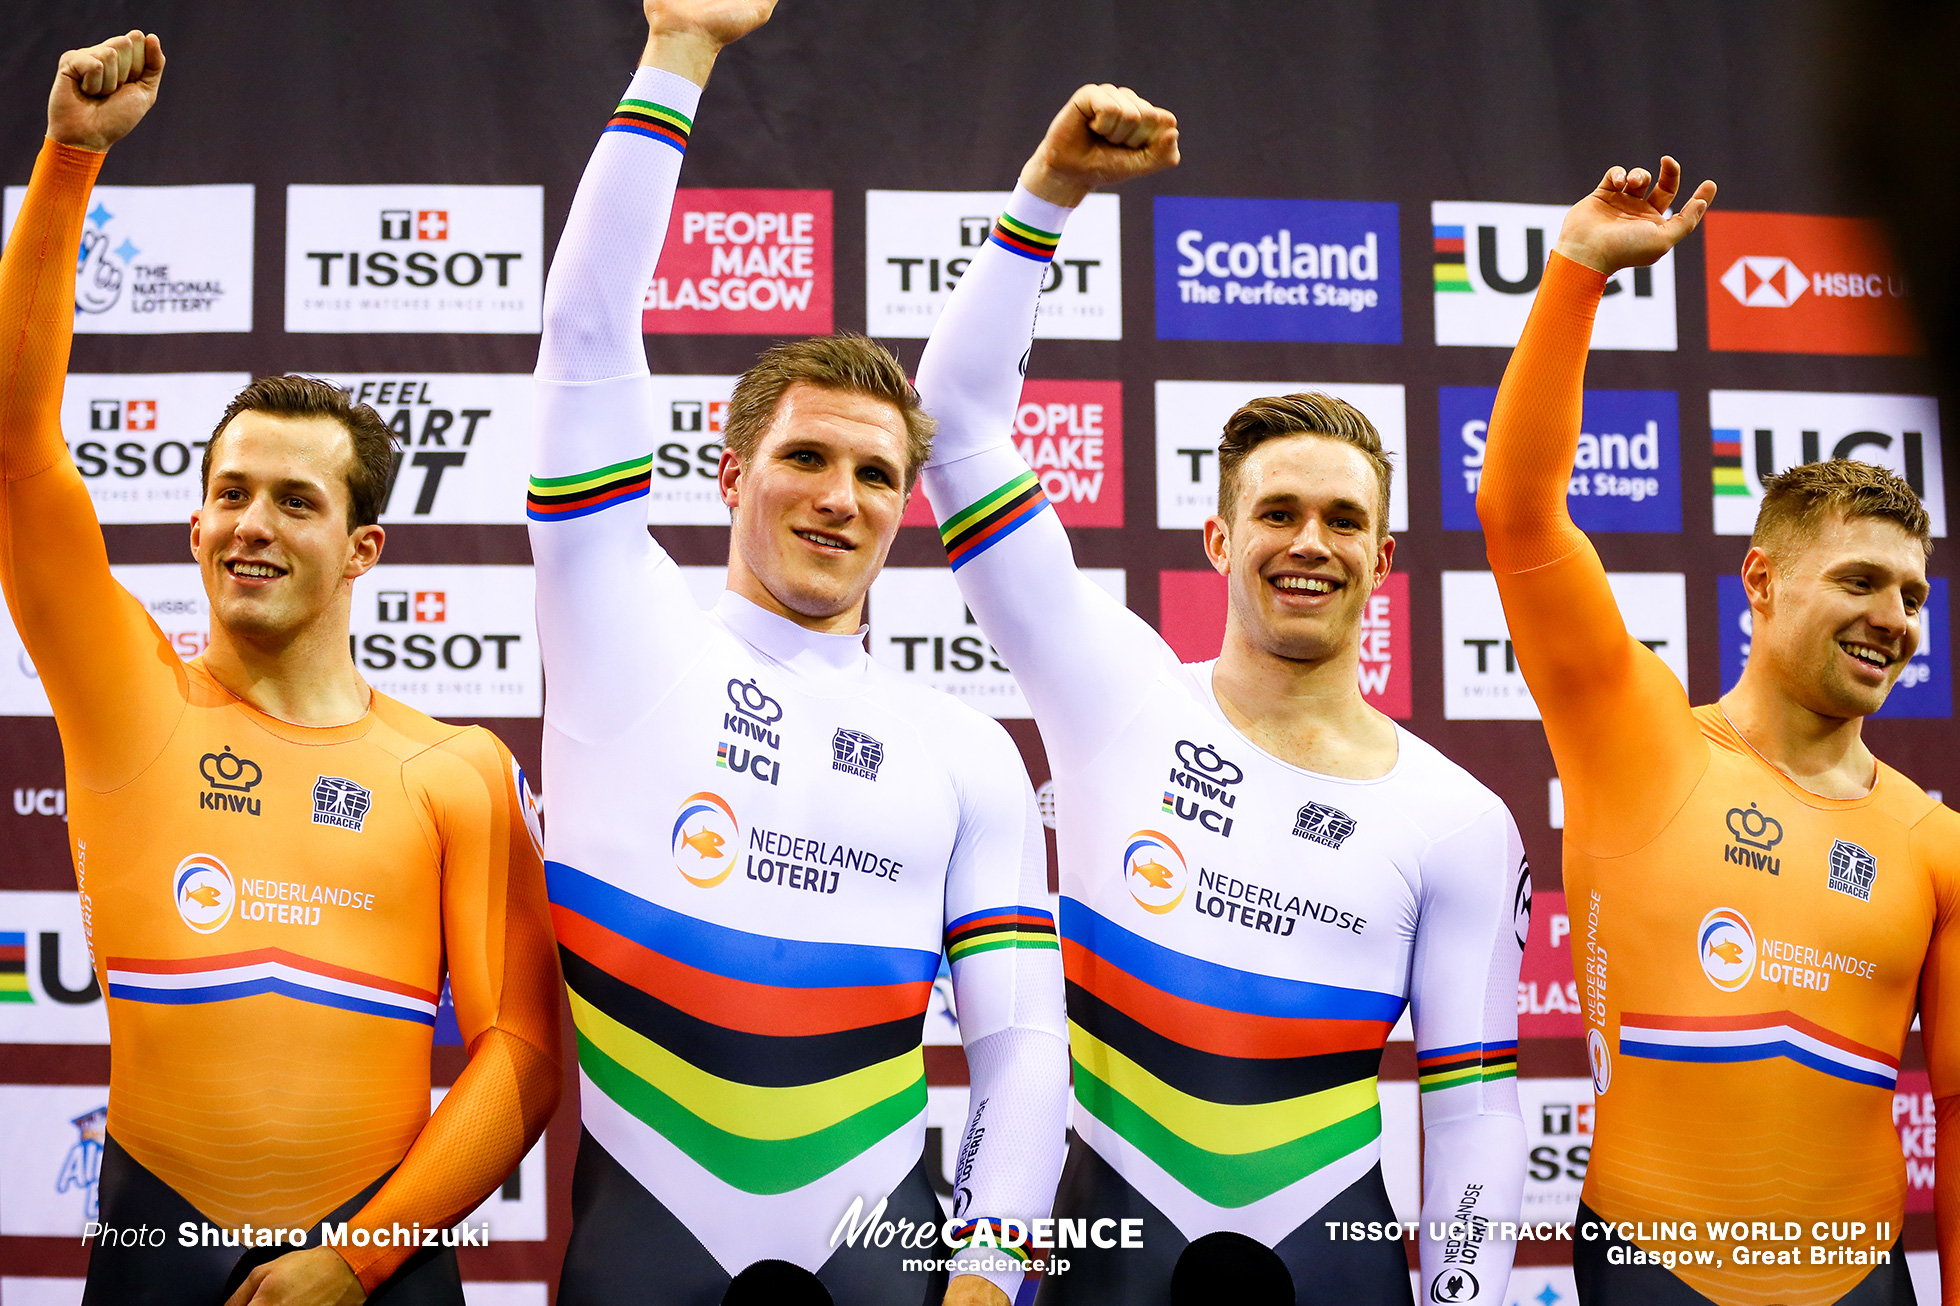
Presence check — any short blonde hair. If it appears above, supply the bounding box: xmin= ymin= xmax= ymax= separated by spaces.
xmin=723 ymin=333 xmax=936 ymax=486
xmin=1752 ymin=459 xmax=1931 ymax=563
xmin=1215 ymin=392 xmax=1392 ymax=530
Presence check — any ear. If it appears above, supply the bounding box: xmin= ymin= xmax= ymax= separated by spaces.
xmin=1740 ymin=546 xmax=1774 ymax=615
xmin=1371 ymin=533 xmax=1396 ymax=588
xmin=717 ymin=447 xmax=743 ymax=511
xmin=1202 ymin=515 xmax=1230 ymax=576
xmin=345 ymin=524 xmax=385 ymax=580
xmin=188 ymin=509 xmax=202 ymax=560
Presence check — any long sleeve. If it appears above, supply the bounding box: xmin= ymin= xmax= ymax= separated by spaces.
xmin=939 ymin=718 xmax=1070 ymax=1302
xmin=915 ymin=186 xmax=1174 ymax=775
xmin=1408 ymin=802 xmax=1528 ymax=1306
xmin=528 ymin=67 xmax=709 ymax=736
xmin=0 ymin=139 xmax=184 ymax=789
xmin=1474 ymin=252 xmax=1704 ymax=856
xmin=338 ymin=730 xmax=562 ymax=1290
xmin=1910 ymin=804 xmax=1960 ymax=1299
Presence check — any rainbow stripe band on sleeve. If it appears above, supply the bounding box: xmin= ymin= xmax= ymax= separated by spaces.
xmin=605 ymin=98 xmax=692 ymax=152
xmin=945 ymin=906 xmax=1059 ymax=963
xmin=527 ymin=455 xmax=655 ymax=522
xmin=948 ymin=1218 xmax=1033 ymax=1265
xmin=940 ymin=470 xmax=1050 ymax=571
xmin=990 ymin=213 xmax=1061 ymax=263
xmin=1415 ymin=1040 xmax=1519 ymax=1093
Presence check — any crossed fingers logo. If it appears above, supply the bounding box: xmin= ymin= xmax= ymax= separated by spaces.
xmin=199 ymin=746 xmax=262 ymax=793
xmin=726 ymin=677 xmax=784 ymax=725
xmin=1725 ymin=802 xmax=1783 ymax=852
xmin=1174 ymin=740 xmax=1243 ymax=786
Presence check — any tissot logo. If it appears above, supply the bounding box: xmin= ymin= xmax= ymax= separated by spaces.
xmin=60 ymin=374 xmax=250 ymax=524
xmin=349 ymin=565 xmax=540 ymax=717
xmin=1441 ymin=387 xmax=1680 ymax=532
xmin=1718 ymin=574 xmax=1950 ymax=719
xmin=1443 ymin=571 xmax=1686 ymax=720
xmin=3 ymin=184 xmax=255 ymax=334
xmin=865 ymin=190 xmax=1121 ymax=340
xmin=642 ymin=375 xmax=740 ymax=524
xmin=1431 ymin=201 xmax=1677 ymax=350
xmin=1703 ymin=212 xmax=1918 ymax=355
xmin=285 ymin=184 xmax=542 ymax=333
xmin=1708 ymin=390 xmax=1946 ymax=537
xmin=1154 ymin=380 xmax=1409 ymax=531
xmin=869 ymin=567 xmax=1126 ymax=719
xmin=644 ymin=189 xmax=832 ymax=334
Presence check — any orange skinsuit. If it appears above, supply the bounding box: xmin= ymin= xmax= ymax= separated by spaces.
xmin=1477 ymin=252 xmax=1959 ymax=1305
xmin=0 ymin=140 xmax=562 ymax=1292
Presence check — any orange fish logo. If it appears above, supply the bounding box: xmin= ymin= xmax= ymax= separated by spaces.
xmin=1123 ymin=831 xmax=1187 ymax=915
xmin=1696 ymin=907 xmax=1755 ymax=992
xmin=172 ymin=854 xmax=235 ymax=934
xmin=1705 ymin=938 xmax=1745 ymax=967
xmin=672 ymin=793 xmax=739 ymax=888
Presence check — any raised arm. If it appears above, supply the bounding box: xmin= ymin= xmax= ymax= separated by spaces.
xmin=914 ymin=87 xmax=1179 ymax=774
xmin=1407 ymin=801 xmax=1528 ymax=1305
xmin=0 ymin=33 xmax=183 ymax=789
xmin=936 ymin=719 xmax=1069 ymax=1306
xmin=527 ymin=1 xmax=774 ymax=736
xmin=1474 ymin=159 xmax=1715 ymax=856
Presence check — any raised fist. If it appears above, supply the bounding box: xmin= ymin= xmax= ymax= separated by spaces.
xmin=1021 ymin=85 xmax=1180 ymax=209
xmin=75 ymin=229 xmax=123 ymax=314
xmin=1554 ymin=157 xmax=1717 ymax=278
xmin=644 ymin=0 xmax=776 ymax=47
xmin=48 ymin=31 xmax=164 ymax=153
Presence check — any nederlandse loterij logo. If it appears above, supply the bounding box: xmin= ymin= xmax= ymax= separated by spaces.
xmin=1697 ymin=907 xmax=1756 ymax=992
xmin=673 ymin=792 xmax=740 ymax=887
xmin=1123 ymin=830 xmax=1188 ymax=915
xmin=174 ymin=854 xmax=236 ymax=934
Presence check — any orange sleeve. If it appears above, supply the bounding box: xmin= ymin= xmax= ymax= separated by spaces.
xmin=338 ymin=729 xmax=563 ymax=1291
xmin=0 ymin=139 xmax=184 ymax=789
xmin=1912 ymin=805 xmax=1960 ymax=1297
xmin=1475 ymin=252 xmax=1705 ymax=856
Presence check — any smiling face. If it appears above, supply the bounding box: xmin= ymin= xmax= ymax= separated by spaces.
xmin=190 ymin=411 xmax=383 ymax=644
xmin=1745 ymin=510 xmax=1929 ymax=719
xmin=1204 ymin=433 xmax=1394 ymax=663
xmin=719 ymin=382 xmax=913 ymax=629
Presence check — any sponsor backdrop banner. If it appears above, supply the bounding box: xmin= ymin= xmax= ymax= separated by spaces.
xmin=0 ymin=1 xmax=1950 ymax=1291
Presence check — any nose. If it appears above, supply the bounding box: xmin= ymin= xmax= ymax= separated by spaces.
xmin=810 ymin=464 xmax=859 ymax=521
xmin=1870 ymin=585 xmax=1917 ymax=649
xmin=1288 ymin=515 xmax=1332 ymax=562
xmin=232 ymin=491 xmax=278 ymax=544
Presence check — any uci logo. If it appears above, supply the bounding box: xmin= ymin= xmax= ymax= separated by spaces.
xmin=173 ymin=854 xmax=236 ymax=934
xmin=1123 ymin=830 xmax=1188 ymax=915
xmin=1173 ymin=740 xmax=1243 ymax=786
xmin=672 ymin=792 xmax=740 ymax=888
xmin=1697 ymin=907 xmax=1756 ymax=992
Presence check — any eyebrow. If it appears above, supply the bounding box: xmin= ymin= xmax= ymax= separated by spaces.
xmin=1251 ymin=490 xmax=1371 ymax=517
xmin=208 ymin=470 xmax=330 ymax=496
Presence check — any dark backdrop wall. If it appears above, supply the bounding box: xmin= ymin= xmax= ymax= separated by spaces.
xmin=0 ymin=2 xmax=1942 ymax=1300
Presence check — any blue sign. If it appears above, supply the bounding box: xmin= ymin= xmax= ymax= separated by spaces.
xmin=1155 ymin=197 xmax=1400 ymax=343
xmin=1718 ymin=575 xmax=1950 ymax=718
xmin=1440 ymin=387 xmax=1681 ymax=532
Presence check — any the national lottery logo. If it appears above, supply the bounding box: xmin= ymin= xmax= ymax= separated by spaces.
xmin=645 ymin=189 xmax=833 ymax=335
xmin=2 ymin=185 xmax=256 ymax=334
xmin=1156 ymin=196 xmax=1400 ymax=344
xmin=865 ymin=190 xmax=1121 ymax=340
xmin=1430 ymin=200 xmax=1677 ymax=350
xmin=1697 ymin=907 xmax=1756 ymax=992
xmin=672 ymin=792 xmax=740 ymax=888
xmin=285 ymin=184 xmax=543 ymax=334
xmin=1123 ymin=830 xmax=1188 ymax=915
xmin=173 ymin=854 xmax=236 ymax=934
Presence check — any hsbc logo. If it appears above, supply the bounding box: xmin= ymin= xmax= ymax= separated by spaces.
xmin=285 ymin=184 xmax=542 ymax=334
xmin=1719 ymin=256 xmax=1808 ymax=307
xmin=1431 ymin=200 xmax=1678 ymax=350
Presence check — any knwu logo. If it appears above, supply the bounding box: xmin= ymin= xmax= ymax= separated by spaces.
xmin=719 ymin=678 xmax=784 ymax=786
xmin=1708 ymin=390 xmax=1946 ymax=536
xmin=1724 ymin=803 xmax=1784 ymax=875
xmin=198 ymin=746 xmax=263 ymax=817
xmin=1431 ymin=200 xmax=1677 ymax=350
